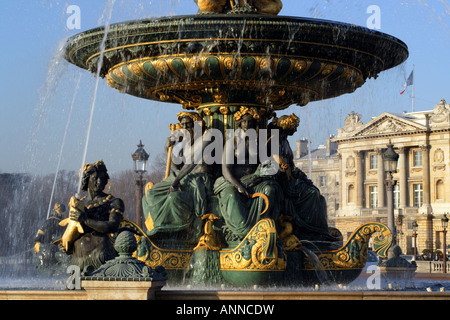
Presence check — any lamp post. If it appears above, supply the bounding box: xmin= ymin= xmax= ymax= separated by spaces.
xmin=382 ymin=142 xmax=399 ymax=258
xmin=412 ymin=220 xmax=419 ymax=261
xmin=132 ymin=140 xmax=149 ymax=229
xmin=441 ymin=213 xmax=448 ymax=273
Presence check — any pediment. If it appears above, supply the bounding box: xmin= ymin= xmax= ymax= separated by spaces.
xmin=349 ymin=113 xmax=427 ymax=138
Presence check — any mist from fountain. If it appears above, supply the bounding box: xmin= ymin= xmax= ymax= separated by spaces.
xmin=0 ymin=0 xmax=118 ymax=288
xmin=77 ymin=0 xmax=117 ymax=193
xmin=46 ymin=74 xmax=82 ymax=219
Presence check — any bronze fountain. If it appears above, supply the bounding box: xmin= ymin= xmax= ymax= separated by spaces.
xmin=62 ymin=0 xmax=407 ymax=287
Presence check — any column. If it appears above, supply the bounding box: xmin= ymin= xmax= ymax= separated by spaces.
xmin=421 ymin=144 xmax=431 ymax=212
xmin=337 ymin=152 xmax=343 ymax=212
xmin=398 ymin=147 xmax=408 ymax=209
xmin=418 ymin=214 xmax=433 ymax=251
xmin=376 ymin=148 xmax=385 ymax=207
xmin=386 ymin=172 xmax=397 ymax=258
xmin=354 ymin=150 xmax=364 ymax=208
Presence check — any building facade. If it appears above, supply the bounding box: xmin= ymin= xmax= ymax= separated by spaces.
xmin=294 ymin=99 xmax=450 ymax=256
xmin=294 ymin=137 xmax=340 ymax=226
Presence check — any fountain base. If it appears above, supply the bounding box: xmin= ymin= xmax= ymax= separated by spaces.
xmin=81 ymin=280 xmax=166 ymax=300
xmin=124 ymin=219 xmax=393 ymax=287
xmin=2 ymin=286 xmax=450 ymax=300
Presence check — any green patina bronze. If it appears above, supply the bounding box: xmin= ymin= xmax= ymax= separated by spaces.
xmin=83 ymin=231 xmax=167 ymax=282
xmin=62 ymin=3 xmax=407 ymax=287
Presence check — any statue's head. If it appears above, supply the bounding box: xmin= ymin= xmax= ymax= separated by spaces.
xmin=80 ymin=160 xmax=110 ymax=193
xmin=177 ymin=112 xmax=203 ymax=133
xmin=234 ymin=106 xmax=261 ymax=131
xmin=270 ymin=113 xmax=300 ymax=136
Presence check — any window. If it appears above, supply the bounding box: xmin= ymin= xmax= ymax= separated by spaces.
xmin=413 ymin=150 xmax=423 ymax=167
xmin=369 ymin=154 xmax=378 ymax=170
xmin=393 ymin=184 xmax=400 ymax=209
xmin=319 ymin=176 xmax=326 ymax=187
xmin=413 ymin=183 xmax=423 ymax=207
xmin=369 ymin=185 xmax=378 ymax=208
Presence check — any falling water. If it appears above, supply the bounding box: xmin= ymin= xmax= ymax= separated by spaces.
xmin=298 ymin=243 xmax=330 ymax=284
xmin=46 ymin=73 xmax=82 ymax=219
xmin=25 ymin=40 xmax=69 ymax=175
xmin=77 ymin=0 xmax=117 ymax=193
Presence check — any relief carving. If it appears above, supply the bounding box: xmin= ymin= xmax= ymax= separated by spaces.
xmin=363 ymin=118 xmax=411 ymax=135
xmin=433 ymin=148 xmax=446 ymax=171
xmin=345 ymin=155 xmax=356 ymax=177
xmin=346 ymin=155 xmax=355 ymax=169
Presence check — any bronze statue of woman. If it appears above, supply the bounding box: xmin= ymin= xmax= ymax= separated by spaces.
xmin=268 ymin=114 xmax=332 ymax=242
xmin=214 ymin=107 xmax=281 ymax=241
xmin=60 ymin=160 xmax=124 ymax=272
xmin=142 ymin=112 xmax=215 ymax=242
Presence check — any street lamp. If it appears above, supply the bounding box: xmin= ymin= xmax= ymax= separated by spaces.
xmin=132 ymin=140 xmax=149 ymax=229
xmin=382 ymin=143 xmax=399 ymax=174
xmin=382 ymin=142 xmax=399 ymax=258
xmin=412 ymin=220 xmax=419 ymax=261
xmin=441 ymin=213 xmax=448 ymax=273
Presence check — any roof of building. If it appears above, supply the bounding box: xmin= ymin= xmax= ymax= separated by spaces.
xmin=296 ymin=146 xmax=338 ymax=161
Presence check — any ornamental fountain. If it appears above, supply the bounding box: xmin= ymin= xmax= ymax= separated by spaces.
xmin=60 ymin=0 xmax=408 ymax=289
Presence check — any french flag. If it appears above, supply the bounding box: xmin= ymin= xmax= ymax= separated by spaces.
xmin=400 ymin=70 xmax=414 ymax=95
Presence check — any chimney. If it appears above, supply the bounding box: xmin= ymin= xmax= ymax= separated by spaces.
xmin=296 ymin=139 xmax=309 ymax=158
xmin=326 ymin=135 xmax=337 ymax=156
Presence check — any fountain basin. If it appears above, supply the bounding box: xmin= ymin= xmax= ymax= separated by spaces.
xmin=64 ymin=14 xmax=408 ymax=109
xmin=121 ymin=219 xmax=392 ymax=287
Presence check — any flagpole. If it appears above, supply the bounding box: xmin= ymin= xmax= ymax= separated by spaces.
xmin=412 ymin=64 xmax=415 ymax=112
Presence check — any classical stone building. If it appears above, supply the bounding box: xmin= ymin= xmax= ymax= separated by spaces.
xmin=294 ymin=99 xmax=450 ymax=256
xmin=294 ymin=137 xmax=340 ymax=226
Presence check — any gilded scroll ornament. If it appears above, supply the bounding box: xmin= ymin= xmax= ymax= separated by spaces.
xmin=219 ymin=218 xmax=286 ymax=271
xmin=303 ymin=222 xmax=392 ymax=270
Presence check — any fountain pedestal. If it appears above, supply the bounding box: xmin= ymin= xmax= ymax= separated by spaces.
xmin=80 ymin=231 xmax=168 ymax=300
xmin=378 ymin=245 xmax=417 ymax=285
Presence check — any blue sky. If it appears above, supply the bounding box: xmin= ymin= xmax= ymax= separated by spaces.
xmin=0 ymin=0 xmax=449 ymax=175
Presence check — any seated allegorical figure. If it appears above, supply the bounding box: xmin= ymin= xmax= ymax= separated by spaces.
xmin=142 ymin=112 xmax=216 ymax=242
xmin=57 ymin=160 xmax=124 ymax=271
xmin=268 ymin=114 xmax=333 ymax=242
xmin=214 ymin=107 xmax=282 ymax=241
